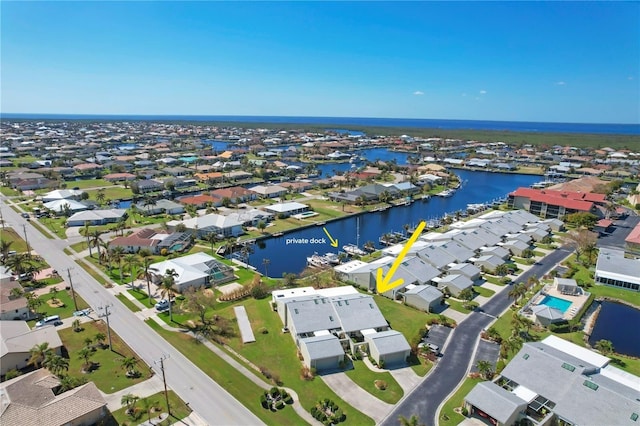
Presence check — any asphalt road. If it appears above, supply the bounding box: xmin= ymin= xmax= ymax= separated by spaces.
xmin=597 ymin=212 xmax=640 ymax=250
xmin=381 ymin=246 xmax=572 ymax=426
xmin=1 ymin=201 xmax=263 ymax=426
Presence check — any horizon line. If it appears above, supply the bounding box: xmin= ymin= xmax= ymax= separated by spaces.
xmin=1 ymin=112 xmax=639 ymax=127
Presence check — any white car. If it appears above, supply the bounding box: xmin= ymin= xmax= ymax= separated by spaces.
xmin=155 ymin=299 xmax=170 ymax=311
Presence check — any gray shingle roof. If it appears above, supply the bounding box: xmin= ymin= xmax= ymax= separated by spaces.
xmin=300 ymin=335 xmax=344 ymax=360
xmin=465 ymin=381 xmax=527 ymax=424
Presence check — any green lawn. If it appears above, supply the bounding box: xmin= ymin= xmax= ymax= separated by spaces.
xmin=344 ymin=360 xmax=404 ymax=404
xmin=146 ymin=319 xmax=307 ymax=425
xmin=483 ymin=275 xmax=508 ymax=286
xmin=371 ymin=294 xmax=441 ymax=340
xmin=473 ymin=285 xmax=495 ymax=298
xmin=589 ymin=283 xmax=640 ymax=307
xmin=116 ymin=294 xmax=142 ymax=312
xmin=70 ymin=240 xmax=89 ymax=253
xmin=65 ymin=178 xmax=111 ymax=189
xmin=128 ymin=288 xmax=157 ymax=309
xmin=39 ymin=216 xmax=68 ymax=238
xmin=29 ymin=220 xmax=56 ymax=239
xmin=86 ymin=186 xmax=133 ymax=201
xmin=439 ymin=377 xmax=483 ymax=425
xmin=29 ymin=289 xmax=89 ymax=324
xmin=0 ymin=227 xmax=29 ymax=252
xmin=75 ymin=259 xmax=111 ymax=287
xmin=446 ymin=299 xmax=473 ymax=314
xmin=218 ymin=298 xmax=375 ymax=425
xmin=58 ymin=320 xmax=151 ymax=393
xmin=108 ymin=390 xmax=192 ymax=426
xmin=0 ymin=186 xmax=20 ymax=196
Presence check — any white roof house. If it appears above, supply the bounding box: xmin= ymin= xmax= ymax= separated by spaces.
xmin=1 ymin=321 xmax=63 ymax=375
xmin=66 ymin=209 xmax=127 ymax=226
xmin=41 ymin=189 xmax=84 ymax=202
xmin=167 ymin=213 xmax=244 ymax=238
xmin=148 ymin=252 xmax=235 ymax=292
xmin=43 ymin=199 xmax=88 ymax=214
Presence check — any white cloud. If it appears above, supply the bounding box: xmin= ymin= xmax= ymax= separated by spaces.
xmin=479 ymin=90 xmax=487 ymax=95
xmin=413 ymin=91 xmax=424 ymax=96
xmin=555 ymin=81 xmax=566 ymax=86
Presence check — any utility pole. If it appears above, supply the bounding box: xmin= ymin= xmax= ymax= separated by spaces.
xmin=97 ymin=302 xmax=114 ymax=351
xmin=22 ymin=223 xmax=31 ymax=258
xmin=154 ymin=354 xmax=171 ymax=416
xmin=66 ymin=268 xmax=79 ymax=312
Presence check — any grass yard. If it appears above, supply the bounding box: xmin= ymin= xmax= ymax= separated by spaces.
xmin=70 ymin=240 xmax=89 ymax=252
xmin=27 ymin=289 xmax=89 ymax=326
xmin=439 ymin=377 xmax=484 ymax=425
xmin=0 ymin=186 xmax=20 ymax=196
xmin=446 ymin=299 xmax=473 ymax=314
xmin=218 ymin=298 xmax=375 ymax=425
xmin=344 ymin=359 xmax=404 ymax=404
xmin=29 ymin=220 xmax=55 ymax=239
xmin=116 ymin=294 xmax=142 ymax=312
xmin=146 ymin=320 xmax=306 ymax=425
xmin=0 ymin=227 xmax=29 ymax=252
xmin=65 ymin=178 xmax=111 ymax=189
xmin=107 ymin=390 xmax=191 ymax=426
xmin=86 ymin=186 xmax=133 ymax=201
xmin=39 ymin=216 xmax=68 ymax=238
xmin=128 ymin=288 xmax=157 ymax=309
xmin=58 ymin=320 xmax=151 ymax=393
xmin=483 ymin=275 xmax=508 ymax=286
xmin=371 ymin=294 xmax=440 ymax=340
xmin=473 ymin=285 xmax=495 ymax=298
xmin=76 ymin=259 xmax=111 ymax=287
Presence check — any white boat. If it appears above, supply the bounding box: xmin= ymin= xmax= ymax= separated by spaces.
xmin=436 ymin=189 xmax=455 ymax=197
xmin=322 ymin=253 xmax=341 ymax=265
xmin=342 ymin=244 xmax=366 ymax=256
xmin=307 ymin=253 xmax=329 ymax=268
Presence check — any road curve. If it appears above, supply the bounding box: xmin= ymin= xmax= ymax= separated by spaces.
xmin=1 ymin=201 xmax=263 ymax=425
xmin=381 ymin=247 xmax=572 ymax=426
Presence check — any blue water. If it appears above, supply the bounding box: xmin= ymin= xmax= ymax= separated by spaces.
xmin=538 ymin=295 xmax=572 ymax=313
xmin=589 ymin=301 xmax=640 ymax=357
xmin=250 ymin=169 xmax=539 ymax=277
xmin=3 ymin=114 xmax=638 ymax=135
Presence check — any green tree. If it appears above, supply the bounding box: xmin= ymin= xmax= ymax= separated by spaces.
xmin=121 ymin=393 xmax=140 ymax=417
xmin=43 ymin=354 xmax=69 ymax=376
xmin=257 ymin=220 xmax=266 ymax=234
xmin=138 ymin=249 xmax=155 ymax=305
xmin=77 ymin=347 xmax=94 ymax=371
xmin=94 ymin=332 xmax=107 ymax=348
xmin=29 ymin=342 xmax=53 ymax=368
xmin=160 ymin=269 xmax=178 ymax=322
xmin=96 ymin=189 xmax=106 ymax=206
xmin=0 ymin=240 xmax=14 ymax=264
xmin=90 ymin=230 xmax=105 ymax=261
xmin=82 ymin=221 xmax=92 ymax=256
xmin=120 ymin=356 xmax=139 ymax=377
xmin=109 ymin=246 xmax=125 ymax=283
xmin=124 ymin=254 xmax=140 ymax=288
xmin=594 ymin=339 xmax=614 ymax=355
xmin=476 ymin=360 xmax=494 ymax=380
xmin=458 ymin=287 xmax=474 ymax=301
xmin=398 ymin=414 xmax=425 ymax=426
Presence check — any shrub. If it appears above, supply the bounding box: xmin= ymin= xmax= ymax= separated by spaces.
xmin=374 ymin=380 xmax=387 ymax=390
xmin=300 ymin=366 xmax=314 ymax=381
xmin=4 ymin=369 xmax=22 ymax=380
xmin=259 ymin=327 xmax=268 ymax=334
xmin=276 ymin=401 xmax=285 ymax=410
xmin=284 ymin=395 xmax=293 ymax=404
xmin=270 ymin=387 xmax=280 ymax=398
xmin=461 ymin=407 xmax=469 ymax=416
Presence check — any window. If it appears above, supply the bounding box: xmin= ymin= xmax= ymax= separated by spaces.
xmin=583 ymin=380 xmax=598 ymax=391
xmin=561 ymin=362 xmax=576 ymax=372
xmin=294 ymin=308 xmax=298 ymax=314
xmin=631 ymin=413 xmax=638 ymax=422
xmin=523 ymin=353 xmax=530 ymax=360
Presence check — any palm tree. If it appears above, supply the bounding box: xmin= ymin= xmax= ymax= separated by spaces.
xmin=29 ymin=342 xmax=53 ymax=368
xmin=160 ymin=269 xmax=178 ymax=322
xmin=594 ymin=339 xmax=614 ymax=355
xmin=96 ymin=189 xmax=106 ymax=206
xmin=43 ymin=354 xmax=69 ymax=376
xmin=137 ymin=249 xmax=155 ymax=305
xmin=5 ymin=253 xmax=38 ymax=276
xmin=77 ymin=347 xmax=94 ymax=371
xmin=0 ymin=240 xmax=14 ymax=264
xmin=110 ymin=246 xmax=125 ymax=283
xmin=94 ymin=332 xmax=107 ymax=348
xmin=121 ymin=393 xmax=139 ymax=416
xmin=82 ymin=221 xmax=92 ymax=256
xmin=90 ymin=230 xmax=104 ymax=261
xmin=203 ymin=233 xmax=218 ymax=255
xmin=120 ymin=356 xmax=139 ymax=377
xmin=98 ymin=239 xmax=111 ymax=266
xmin=123 ymin=254 xmax=140 ymax=288
xmin=476 ymin=360 xmax=493 ymax=380
xmin=49 ymin=286 xmax=59 ymax=305
xmin=398 ymin=414 xmax=425 ymax=426
xmin=139 ymin=397 xmax=154 ymax=423
xmin=495 ymin=263 xmax=509 ymax=276
xmin=72 ymin=318 xmax=82 ymax=332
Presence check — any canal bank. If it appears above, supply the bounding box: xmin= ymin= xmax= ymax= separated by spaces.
xmin=247 ymin=169 xmax=540 ymax=277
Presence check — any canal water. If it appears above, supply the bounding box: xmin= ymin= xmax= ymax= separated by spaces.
xmin=249 ymin=169 xmax=540 ymax=277
xmin=588 ymin=301 xmax=640 ymax=358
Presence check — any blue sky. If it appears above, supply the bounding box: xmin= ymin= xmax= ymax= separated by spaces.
xmin=2 ymin=2 xmax=639 ymax=123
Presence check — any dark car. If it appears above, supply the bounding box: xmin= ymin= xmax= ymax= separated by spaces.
xmin=21 ymin=212 xmax=30 ymax=218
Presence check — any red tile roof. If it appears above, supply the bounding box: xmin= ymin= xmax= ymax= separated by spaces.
xmin=179 ymin=194 xmax=217 ymax=205
xmin=595 ymin=219 xmax=613 ymax=228
xmin=510 ymin=187 xmax=597 ymax=211
xmin=625 ymin=223 xmax=640 ymax=245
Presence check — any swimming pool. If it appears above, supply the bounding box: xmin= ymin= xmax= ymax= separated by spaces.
xmin=538 ymin=295 xmax=572 ymax=313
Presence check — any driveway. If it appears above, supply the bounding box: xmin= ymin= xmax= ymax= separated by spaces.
xmin=381 ymin=246 xmax=573 ymax=426
xmin=0 ymin=199 xmax=264 ymax=426
xmin=469 ymin=339 xmax=500 ymax=375
xmin=321 ymin=372 xmax=393 ymax=423
xmin=424 ymin=324 xmax=451 ymax=353
xmin=597 ymin=214 xmax=640 ymax=250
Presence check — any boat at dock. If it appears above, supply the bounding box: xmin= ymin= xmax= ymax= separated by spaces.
xmin=436 ymin=188 xmax=455 ymax=197
xmin=322 ymin=252 xmax=341 ymax=265
xmin=272 ymin=232 xmax=284 ymax=237
xmin=307 ymin=253 xmax=329 ymax=268
xmin=342 ymin=244 xmax=367 ymax=256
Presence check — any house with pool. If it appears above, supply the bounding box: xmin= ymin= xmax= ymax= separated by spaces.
xmin=521 ymin=278 xmax=590 ymax=326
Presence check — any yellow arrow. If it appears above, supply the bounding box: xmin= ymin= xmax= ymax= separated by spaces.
xmin=322 ymin=227 xmax=339 ymax=248
xmin=376 ymin=221 xmax=426 ymax=294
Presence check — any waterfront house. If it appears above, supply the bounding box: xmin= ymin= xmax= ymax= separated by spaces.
xmin=179 ymin=194 xmax=220 ymax=208
xmin=103 ymin=172 xmax=136 ymax=182
xmin=41 ymin=189 xmax=85 ymax=202
xmin=415 ymin=245 xmax=457 ymax=269
xmin=43 ymin=199 xmax=88 ymax=215
xmin=263 ymin=202 xmax=309 ymax=218
xmin=108 ymin=229 xmax=191 ymax=254
xmin=134 ymin=179 xmax=164 ymax=193
xmin=508 ymin=187 xmax=605 ymax=219
xmin=595 ymin=248 xmax=640 ymax=291
xmin=167 ymin=213 xmax=244 ymax=238
xmin=434 ymin=241 xmax=475 ymax=263
xmin=334 ymin=257 xmax=394 ymax=291
xmin=379 ymin=256 xmax=441 ymax=299
xmin=134 ymin=199 xmax=185 ymax=216
xmin=463 ymin=336 xmax=639 ymax=426
xmin=210 ymin=186 xmax=257 ymax=204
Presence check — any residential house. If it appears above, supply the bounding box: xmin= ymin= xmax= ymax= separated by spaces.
xmin=463 ymin=336 xmax=639 ymax=426
xmin=434 ymin=274 xmax=474 ymax=297
xmin=148 ymin=252 xmax=235 ymax=293
xmin=134 ymin=179 xmax=164 ymax=193
xmin=446 ymin=262 xmax=482 ymax=281
xmin=66 ymin=209 xmax=127 ymax=227
xmin=103 ymin=172 xmax=136 ymax=182
xmin=263 ymin=202 xmax=309 ymax=218
xmin=595 ymin=248 xmax=640 ymax=291
xmin=624 ymin=222 xmax=640 ymax=256
xmin=41 ymin=189 xmax=85 ymax=202
xmin=402 ymin=285 xmax=444 ymax=313
xmin=248 ymin=184 xmax=287 ymax=199
xmin=0 ymin=321 xmax=63 ymax=375
xmin=0 ymin=369 xmax=108 ymax=426
xmin=363 ymin=329 xmax=411 ymax=367
xmin=134 ymin=199 xmax=184 ymax=216
xmin=0 ymin=281 xmax=31 ymax=321
xmin=43 ymin=199 xmax=88 ymax=215
xmin=108 ymin=229 xmax=191 ymax=254
xmin=473 ymin=254 xmax=507 ymax=274
xmin=501 ymin=239 xmax=531 ymax=257
xmin=167 ymin=213 xmax=244 ymax=238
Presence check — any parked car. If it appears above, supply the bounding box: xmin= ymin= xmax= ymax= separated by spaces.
xmin=21 ymin=212 xmax=30 ymax=218
xmin=35 ymin=315 xmax=63 ymax=328
xmin=155 ymin=299 xmax=170 ymax=311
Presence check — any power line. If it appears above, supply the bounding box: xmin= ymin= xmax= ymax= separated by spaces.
xmin=66 ymin=268 xmax=79 ymax=312
xmin=97 ymin=302 xmax=114 ymax=351
xmin=154 ymin=354 xmax=172 ymax=416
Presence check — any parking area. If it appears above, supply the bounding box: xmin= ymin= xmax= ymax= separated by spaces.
xmin=424 ymin=324 xmax=452 ymax=354
xmin=469 ymin=339 xmax=501 ymax=374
